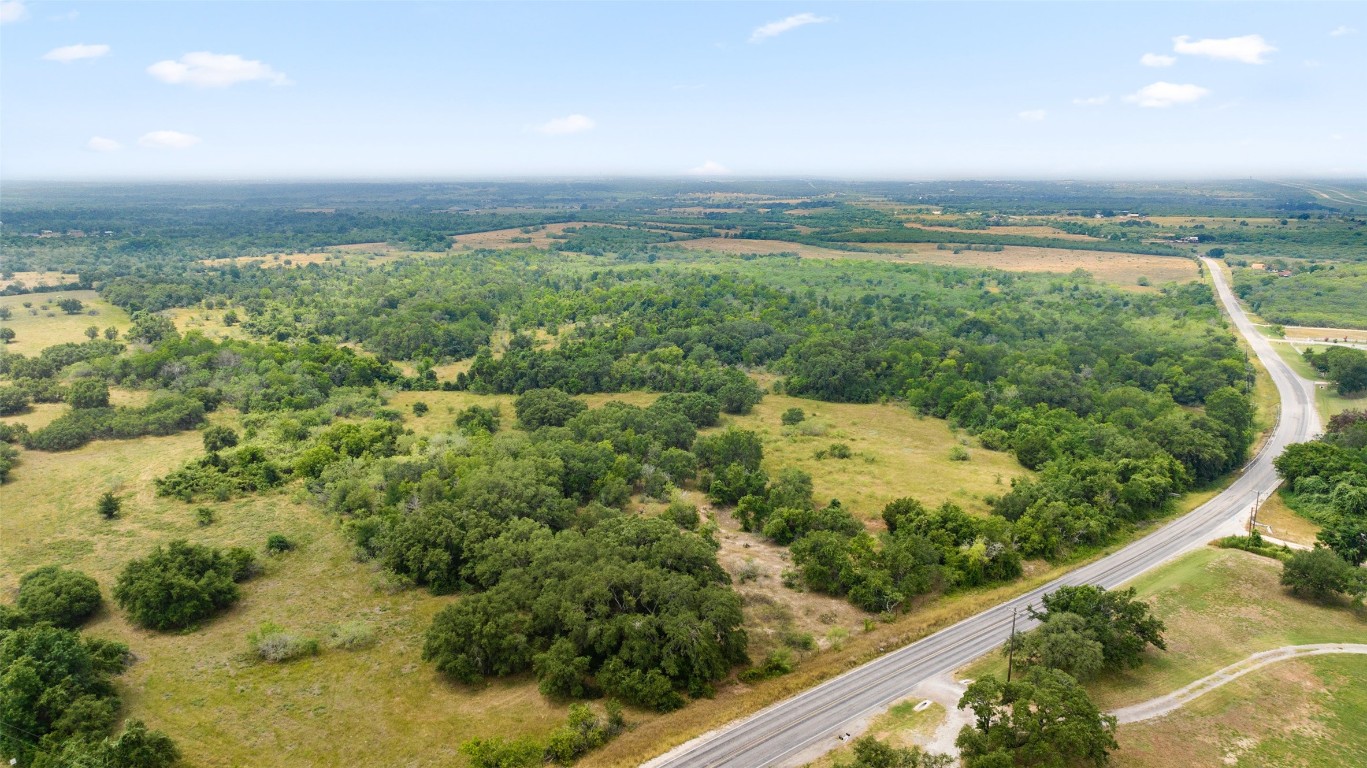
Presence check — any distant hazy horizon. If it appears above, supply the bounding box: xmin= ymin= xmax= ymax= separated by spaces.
xmin=3 ymin=1 xmax=1364 ymax=180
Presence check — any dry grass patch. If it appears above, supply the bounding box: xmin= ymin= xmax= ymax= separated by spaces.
xmin=0 ymin=270 xmax=80 ymax=291
xmin=0 ymin=290 xmax=130 ymax=356
xmin=198 ymin=252 xmax=334 ymax=269
xmin=1255 ymin=492 xmax=1320 ymax=547
xmin=167 ymin=305 xmax=254 ymax=341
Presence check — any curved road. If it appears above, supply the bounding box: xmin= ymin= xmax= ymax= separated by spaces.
xmin=645 ymin=258 xmax=1321 ymax=768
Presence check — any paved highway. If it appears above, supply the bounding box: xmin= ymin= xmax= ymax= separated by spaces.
xmin=645 ymin=257 xmax=1321 ymax=768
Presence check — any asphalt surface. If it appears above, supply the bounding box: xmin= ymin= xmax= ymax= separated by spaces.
xmin=645 ymin=258 xmax=1321 ymax=768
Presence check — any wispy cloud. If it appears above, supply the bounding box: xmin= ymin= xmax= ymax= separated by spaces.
xmin=86 ymin=137 xmax=121 ymax=152
xmin=1017 ymin=109 xmax=1047 ymax=122
xmin=534 ymin=114 xmax=596 ymax=136
xmin=1125 ymin=81 xmax=1211 ymax=108
xmin=0 ymin=0 xmax=28 ymax=24
xmin=43 ymin=43 xmax=110 ymax=63
xmin=687 ymin=160 xmax=732 ymax=176
xmin=1330 ymin=25 xmax=1357 ymax=37
xmin=1072 ymin=95 xmax=1109 ymax=106
xmin=750 ymin=12 xmax=831 ymax=43
xmin=1140 ymin=52 xmax=1176 ymax=68
xmin=147 ymin=52 xmax=290 ymax=88
xmin=1172 ymin=34 xmax=1276 ymax=64
xmin=49 ymin=9 xmax=78 ymax=21
xmin=138 ymin=130 xmax=201 ymax=150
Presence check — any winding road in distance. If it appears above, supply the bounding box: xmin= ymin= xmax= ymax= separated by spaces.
xmin=645 ymin=257 xmax=1321 ymax=768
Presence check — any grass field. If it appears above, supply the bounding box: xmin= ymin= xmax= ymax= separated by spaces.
xmin=167 ymin=304 xmax=254 ymax=342
xmin=0 ymin=411 xmax=571 ymax=768
xmin=0 ymin=290 xmax=131 ymax=356
xmin=1113 ymin=654 xmax=1367 ymax=768
xmin=960 ymin=547 xmax=1366 ymax=712
xmin=0 ymin=270 xmax=80 ymax=291
xmin=670 ymin=237 xmax=1198 ymax=291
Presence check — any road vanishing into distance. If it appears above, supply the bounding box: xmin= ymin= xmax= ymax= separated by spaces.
xmin=646 ymin=257 xmax=1322 ymax=768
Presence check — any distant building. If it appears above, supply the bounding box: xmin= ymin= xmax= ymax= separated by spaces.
xmin=1249 ymin=262 xmax=1266 ymax=270
xmin=1277 ymin=270 xmax=1293 ymax=277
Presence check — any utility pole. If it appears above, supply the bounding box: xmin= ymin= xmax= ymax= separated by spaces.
xmin=1249 ymin=491 xmax=1261 ymax=535
xmin=1006 ymin=606 xmax=1019 ymax=683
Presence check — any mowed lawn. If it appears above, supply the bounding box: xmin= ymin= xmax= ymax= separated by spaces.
xmin=0 ymin=290 xmax=131 ymax=356
xmin=1113 ymin=654 xmax=1367 ymax=768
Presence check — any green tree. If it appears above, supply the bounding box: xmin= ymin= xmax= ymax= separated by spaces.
xmin=0 ymin=625 xmax=125 ymax=764
xmin=0 ymin=385 xmax=29 ymax=415
xmin=97 ymin=492 xmax=123 ymax=520
xmin=781 ymin=407 xmax=806 ymax=426
xmin=842 ymin=736 xmax=951 ymax=768
xmin=68 ymin=379 xmax=111 ymax=409
xmin=957 ymin=668 xmax=1118 ymax=768
xmin=15 ymin=565 xmax=103 ymax=629
xmin=58 ymin=298 xmax=85 ymax=315
xmin=113 ymin=540 xmax=256 ymax=630
xmin=104 ymin=326 xmax=119 ymax=340
xmin=201 ymin=425 xmax=239 ymax=454
xmin=514 ymin=388 xmax=586 ymax=429
xmin=1029 ymin=585 xmax=1165 ymax=671
xmin=0 ymin=327 xmax=14 ymax=344
xmin=1008 ymin=612 xmax=1105 ymax=680
xmin=1318 ymin=517 xmax=1367 ymax=566
xmin=1281 ymin=547 xmax=1358 ymax=603
xmin=53 ymin=719 xmax=181 ymax=768
xmin=85 ymin=325 xmax=100 ymax=340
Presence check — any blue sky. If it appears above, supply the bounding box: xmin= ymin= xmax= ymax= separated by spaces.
xmin=2 ymin=1 xmax=1364 ymax=180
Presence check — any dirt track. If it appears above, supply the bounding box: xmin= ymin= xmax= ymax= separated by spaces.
xmin=1110 ymin=643 xmax=1367 ymax=724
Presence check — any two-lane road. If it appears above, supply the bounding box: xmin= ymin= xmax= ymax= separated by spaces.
xmin=646 ymin=257 xmax=1321 ymax=768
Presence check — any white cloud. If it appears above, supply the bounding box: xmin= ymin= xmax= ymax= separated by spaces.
xmin=1140 ymin=53 xmax=1176 ymax=67
xmin=86 ymin=137 xmax=121 ymax=152
xmin=1330 ymin=25 xmax=1357 ymax=37
xmin=1017 ymin=109 xmax=1047 ymax=122
xmin=50 ymin=9 xmax=78 ymax=21
xmin=43 ymin=43 xmax=111 ymax=63
xmin=1172 ymin=34 xmax=1276 ymax=64
xmin=147 ymin=52 xmax=290 ymax=88
xmin=0 ymin=0 xmax=28 ymax=24
xmin=138 ymin=130 xmax=201 ymax=150
xmin=534 ymin=114 xmax=595 ymax=136
xmin=750 ymin=12 xmax=831 ymax=43
xmin=687 ymin=160 xmax=732 ymax=176
xmin=1125 ymin=81 xmax=1211 ymax=108
xmin=1072 ymin=95 xmax=1109 ymax=106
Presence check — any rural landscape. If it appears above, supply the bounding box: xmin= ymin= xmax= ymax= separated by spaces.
xmin=3 ymin=3 xmax=1365 ymax=768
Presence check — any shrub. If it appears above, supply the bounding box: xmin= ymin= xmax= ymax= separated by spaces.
xmin=249 ymin=622 xmax=321 ymax=662
xmin=738 ymin=649 xmax=794 ymax=683
xmin=455 ymin=404 xmax=502 ymax=434
xmin=326 ymin=621 xmax=377 ymax=650
xmin=195 ymin=506 xmax=215 ymax=526
xmin=411 ymin=401 xmax=429 ymax=417
xmin=666 ymin=500 xmax=700 ymax=529
xmin=515 ymin=388 xmax=585 ymax=429
xmin=201 ymin=425 xmax=239 ymax=454
xmin=67 ymin=378 xmax=110 ymax=409
xmin=949 ymin=446 xmax=970 ymax=461
xmin=114 ymin=540 xmax=257 ymax=630
xmin=97 ymin=491 xmax=122 ymax=520
xmin=265 ymin=534 xmax=296 ymax=554
xmin=15 ymin=565 xmax=103 ymax=629
xmin=0 ymin=384 xmax=30 ymax=415
xmin=827 ymin=442 xmax=852 ymax=459
xmin=780 ymin=407 xmax=806 ymax=426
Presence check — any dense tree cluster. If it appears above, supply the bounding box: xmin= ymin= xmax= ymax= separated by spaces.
xmin=1304 ymin=346 xmax=1367 ymax=395
xmin=113 ymin=540 xmax=257 ymax=631
xmin=1275 ymin=410 xmax=1367 ymax=567
xmin=957 ymin=667 xmax=1118 ymax=768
